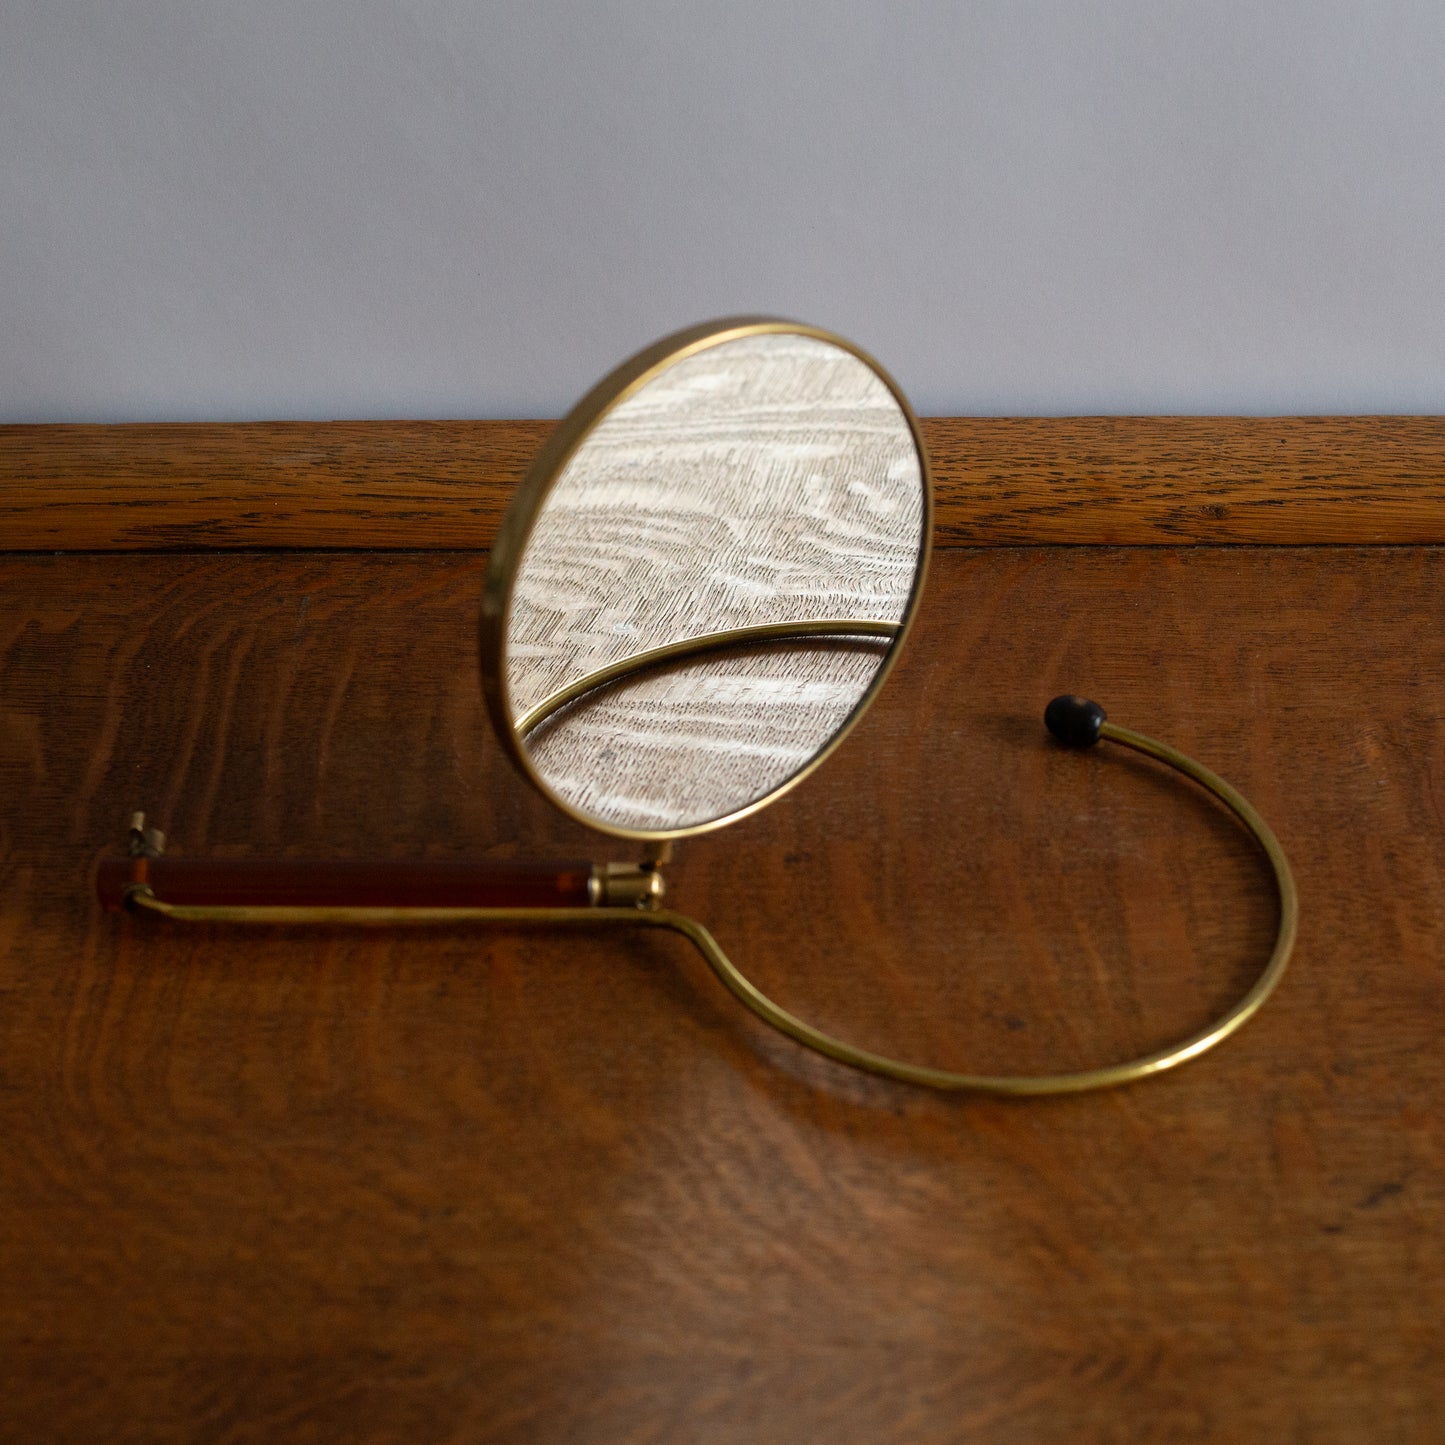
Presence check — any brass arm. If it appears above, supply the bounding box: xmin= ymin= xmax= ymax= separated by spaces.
xmin=121 ymin=699 xmax=1296 ymax=1096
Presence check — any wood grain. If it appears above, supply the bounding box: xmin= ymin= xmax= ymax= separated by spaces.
xmin=6 ymin=415 xmax=1445 ymax=550
xmin=1 ymin=545 xmax=1441 ymax=1442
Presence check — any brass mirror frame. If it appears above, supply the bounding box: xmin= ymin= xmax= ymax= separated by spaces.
xmin=477 ymin=315 xmax=934 ymax=843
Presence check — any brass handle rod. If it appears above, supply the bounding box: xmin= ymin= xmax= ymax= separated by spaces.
xmin=98 ymin=855 xmax=600 ymax=912
xmin=99 ymin=855 xmax=665 ymax=912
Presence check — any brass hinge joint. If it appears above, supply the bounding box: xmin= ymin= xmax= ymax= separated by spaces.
xmin=590 ymin=861 xmax=667 ymax=910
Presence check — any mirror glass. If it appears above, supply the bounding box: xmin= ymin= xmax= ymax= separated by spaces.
xmin=494 ymin=323 xmax=928 ymax=837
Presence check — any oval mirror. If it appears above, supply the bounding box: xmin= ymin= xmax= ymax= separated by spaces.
xmin=480 ymin=317 xmax=932 ymax=840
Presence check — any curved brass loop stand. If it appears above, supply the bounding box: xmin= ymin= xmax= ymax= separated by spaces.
xmin=687 ymin=714 xmax=1298 ymax=1096
xmin=515 ymin=618 xmax=898 ymax=739
xmin=122 ymin=705 xmax=1297 ymax=1096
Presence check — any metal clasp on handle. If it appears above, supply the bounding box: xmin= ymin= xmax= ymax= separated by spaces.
xmin=127 ymin=812 xmax=165 ymax=859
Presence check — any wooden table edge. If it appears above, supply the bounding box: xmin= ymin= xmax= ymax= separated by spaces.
xmin=3 ymin=415 xmax=1444 ymax=550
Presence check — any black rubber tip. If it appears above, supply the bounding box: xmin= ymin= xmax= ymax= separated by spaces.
xmin=1044 ymin=694 xmax=1107 ymax=748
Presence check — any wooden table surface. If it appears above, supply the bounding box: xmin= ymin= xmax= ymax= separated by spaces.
xmin=1 ymin=421 xmax=1442 ymax=1443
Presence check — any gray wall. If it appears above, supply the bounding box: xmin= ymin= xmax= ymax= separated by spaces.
xmin=4 ymin=1 xmax=1443 ymax=422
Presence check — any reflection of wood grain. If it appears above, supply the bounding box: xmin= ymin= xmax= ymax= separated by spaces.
xmin=2 ymin=544 xmax=1441 ymax=1439
xmin=505 ymin=333 xmax=925 ymax=828
xmin=526 ymin=639 xmax=890 ymax=828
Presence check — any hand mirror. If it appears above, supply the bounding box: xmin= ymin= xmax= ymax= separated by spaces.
xmin=100 ymin=317 xmax=1297 ymax=1095
xmin=480 ymin=317 xmax=929 ymax=840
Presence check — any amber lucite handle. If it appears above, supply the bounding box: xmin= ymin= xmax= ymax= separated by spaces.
xmin=96 ymin=855 xmax=596 ymax=912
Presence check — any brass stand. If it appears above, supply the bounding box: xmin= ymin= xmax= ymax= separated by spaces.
xmin=115 ymin=703 xmax=1297 ymax=1097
